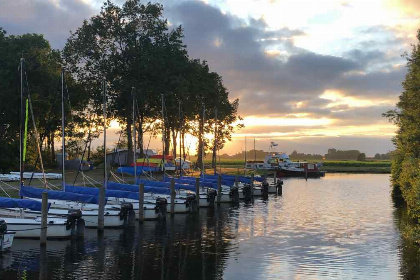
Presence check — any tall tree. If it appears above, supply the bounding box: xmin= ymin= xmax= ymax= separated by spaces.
xmin=64 ymin=0 xmax=179 ymax=165
xmin=385 ymin=29 xmax=420 ymax=219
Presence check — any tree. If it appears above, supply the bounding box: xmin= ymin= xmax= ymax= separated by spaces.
xmin=64 ymin=0 xmax=184 ymax=165
xmin=0 ymin=28 xmax=88 ymax=171
xmin=385 ymin=29 xmax=420 ymax=219
xmin=356 ymin=153 xmax=366 ymax=161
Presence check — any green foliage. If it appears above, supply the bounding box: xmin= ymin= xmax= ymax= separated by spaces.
xmin=324 ymin=148 xmax=363 ymax=160
xmin=385 ymin=29 xmax=420 ymax=219
xmin=356 ymin=153 xmax=366 ymax=161
xmin=63 ymin=0 xmax=241 ymax=168
xmin=289 ymin=150 xmax=323 ymax=161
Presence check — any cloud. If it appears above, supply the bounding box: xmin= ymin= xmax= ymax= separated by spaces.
xmin=0 ymin=0 xmax=94 ymax=48
xmin=0 ymin=0 xmax=409 ymax=154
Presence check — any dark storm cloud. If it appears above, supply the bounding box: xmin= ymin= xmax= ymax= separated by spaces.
xmin=0 ymin=0 xmax=94 ymax=48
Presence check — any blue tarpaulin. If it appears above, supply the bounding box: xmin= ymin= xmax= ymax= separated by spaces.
xmin=107 ymin=182 xmax=171 ymax=195
xmin=65 ymin=185 xmax=139 ymax=200
xmin=136 ymin=179 xmax=196 ymax=192
xmin=207 ymin=174 xmax=264 ymax=183
xmin=116 ymin=166 xmax=160 ymax=176
xmin=0 ymin=196 xmax=48 ymax=211
xmin=163 ymin=177 xmax=218 ymax=189
xmin=21 ymin=186 xmax=99 ymax=204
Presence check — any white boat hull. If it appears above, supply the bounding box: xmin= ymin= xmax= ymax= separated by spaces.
xmin=22 ymin=198 xmax=125 ymax=228
xmin=1 ymin=217 xmax=71 ymax=239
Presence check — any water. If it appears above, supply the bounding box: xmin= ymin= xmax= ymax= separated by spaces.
xmin=1 ymin=174 xmax=419 ymax=280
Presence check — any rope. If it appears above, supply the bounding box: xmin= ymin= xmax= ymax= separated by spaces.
xmin=0 ymin=184 xmax=11 ymax=198
xmin=81 ymin=172 xmax=100 ymax=186
xmin=0 ymin=181 xmax=20 ymax=191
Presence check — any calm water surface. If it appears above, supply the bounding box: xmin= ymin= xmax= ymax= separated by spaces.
xmin=1 ymin=173 xmax=419 ymax=280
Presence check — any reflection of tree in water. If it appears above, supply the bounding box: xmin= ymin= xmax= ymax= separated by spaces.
xmin=134 ymin=206 xmax=236 ymax=280
xmin=0 ymin=206 xmax=237 ymax=280
xmin=393 ymin=206 xmax=420 ymax=280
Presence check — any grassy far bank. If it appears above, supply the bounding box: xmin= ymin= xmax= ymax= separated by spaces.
xmin=200 ymin=159 xmax=391 ymax=173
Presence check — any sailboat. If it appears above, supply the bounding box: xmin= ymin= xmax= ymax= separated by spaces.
xmin=0 ymin=58 xmax=74 ymax=239
xmin=19 ymin=72 xmax=131 ymax=228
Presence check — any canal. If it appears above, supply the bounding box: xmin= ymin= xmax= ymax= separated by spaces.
xmin=1 ymin=173 xmax=419 ymax=279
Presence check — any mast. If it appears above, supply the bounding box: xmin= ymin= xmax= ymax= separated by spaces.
xmin=254 ymin=137 xmax=256 ymax=162
xmin=103 ymin=81 xmax=107 ymax=189
xmin=132 ymin=87 xmax=136 ymax=180
xmin=61 ymin=67 xmax=66 ymax=191
xmin=178 ymin=101 xmax=182 ymax=177
xmin=244 ymin=136 xmax=247 ymax=174
xmin=161 ymin=94 xmax=165 ymax=178
xmin=201 ymin=104 xmax=205 ymax=178
xmin=213 ymin=107 xmax=218 ymax=175
xmin=19 ymin=58 xmax=24 ymax=188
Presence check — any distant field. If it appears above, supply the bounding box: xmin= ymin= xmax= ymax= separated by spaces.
xmin=321 ymin=160 xmax=391 ymax=167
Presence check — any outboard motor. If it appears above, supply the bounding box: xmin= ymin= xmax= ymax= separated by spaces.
xmin=0 ymin=220 xmax=7 ymax=235
xmin=186 ymin=194 xmax=197 ymax=212
xmin=119 ymin=203 xmax=135 ymax=227
xmin=276 ymin=180 xmax=283 ymax=196
xmin=229 ymin=186 xmax=240 ymax=204
xmin=66 ymin=209 xmax=85 ymax=237
xmin=207 ymin=189 xmax=217 ymax=208
xmin=262 ymin=181 xmax=269 ymax=199
xmin=242 ymin=184 xmax=252 ymax=203
xmin=155 ymin=198 xmax=167 ymax=220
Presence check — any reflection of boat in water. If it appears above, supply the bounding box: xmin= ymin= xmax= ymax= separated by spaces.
xmin=246 ymin=152 xmax=325 ymax=178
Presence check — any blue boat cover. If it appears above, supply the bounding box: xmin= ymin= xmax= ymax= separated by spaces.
xmin=65 ymin=185 xmax=139 ymax=200
xmin=136 ymin=179 xmax=196 ymax=192
xmin=107 ymin=182 xmax=171 ymax=195
xmin=206 ymin=174 xmax=263 ymax=183
xmin=0 ymin=196 xmax=49 ymax=211
xmin=21 ymin=186 xmax=99 ymax=204
xmin=164 ymin=177 xmax=218 ymax=189
xmin=116 ymin=166 xmax=160 ymax=176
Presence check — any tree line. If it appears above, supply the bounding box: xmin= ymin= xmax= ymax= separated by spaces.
xmin=0 ymin=0 xmax=241 ymax=172
xmin=385 ymin=29 xmax=420 ymax=223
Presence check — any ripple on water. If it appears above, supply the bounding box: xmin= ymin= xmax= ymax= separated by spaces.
xmin=0 ymin=174 xmax=412 ymax=280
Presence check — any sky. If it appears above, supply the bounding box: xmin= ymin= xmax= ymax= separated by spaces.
xmin=1 ymin=0 xmax=419 ymax=156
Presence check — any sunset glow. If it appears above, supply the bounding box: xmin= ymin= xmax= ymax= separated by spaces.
xmin=3 ymin=0 xmax=418 ymax=155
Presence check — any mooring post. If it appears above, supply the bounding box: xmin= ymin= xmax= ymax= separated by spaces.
xmin=217 ymin=175 xmax=222 ymax=205
xmin=139 ymin=183 xmax=144 ymax=223
xmin=170 ymin=178 xmax=175 ymax=216
xmin=98 ymin=186 xmax=105 ymax=232
xmin=251 ymin=173 xmax=255 ymax=197
xmin=40 ymin=192 xmax=48 ymax=245
xmin=195 ymin=178 xmax=200 ymax=209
